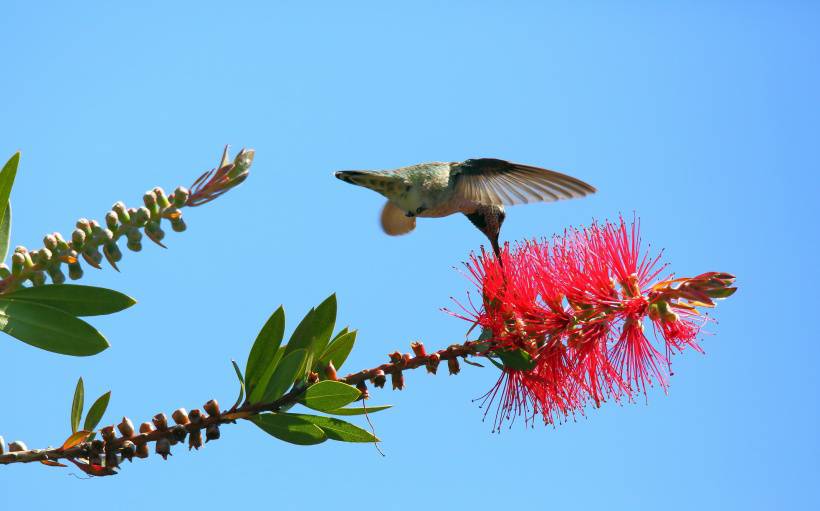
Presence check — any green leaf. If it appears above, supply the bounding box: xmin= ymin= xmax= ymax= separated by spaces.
xmin=496 ymin=348 xmax=536 ymax=371
xmin=71 ymin=378 xmax=84 ymax=433
xmin=260 ymin=348 xmax=307 ymax=403
xmin=0 ymin=152 xmax=20 ymax=262
xmin=710 ymin=287 xmax=737 ymax=299
xmin=248 ymin=346 xmax=285 ymax=403
xmin=293 ymin=414 xmax=379 ymax=443
xmin=3 ymin=284 xmax=136 ymax=316
xmin=331 ymin=327 xmax=349 ymax=342
xmin=486 ymin=355 xmax=505 ymax=371
xmin=284 ymin=294 xmax=336 ymax=361
xmin=249 ymin=413 xmax=326 ymax=445
xmin=326 ymin=404 xmax=392 ymax=416
xmin=245 ymin=306 xmax=285 ymax=397
xmin=0 ymin=298 xmax=109 ymax=356
xmin=302 ymin=380 xmax=361 ymax=412
xmin=231 ymin=360 xmax=245 ymax=409
xmin=319 ymin=330 xmax=356 ymax=371
xmin=83 ymin=391 xmax=111 ymax=432
xmin=0 ymin=202 xmax=10 ymax=263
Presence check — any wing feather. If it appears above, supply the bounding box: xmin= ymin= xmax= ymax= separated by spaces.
xmin=452 ymin=158 xmax=596 ymax=206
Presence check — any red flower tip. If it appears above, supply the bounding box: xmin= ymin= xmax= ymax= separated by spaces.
xmin=457 ymin=215 xmax=733 ymax=430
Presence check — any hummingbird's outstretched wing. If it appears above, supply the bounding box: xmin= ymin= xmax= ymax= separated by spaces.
xmin=380 ymin=201 xmax=416 ymax=236
xmin=451 ymin=158 xmax=596 ymax=206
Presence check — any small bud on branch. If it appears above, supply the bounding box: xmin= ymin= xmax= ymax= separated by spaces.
xmin=0 ymin=147 xmax=254 ymax=294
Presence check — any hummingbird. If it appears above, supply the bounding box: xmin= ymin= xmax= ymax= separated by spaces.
xmin=335 ymin=158 xmax=596 ymax=258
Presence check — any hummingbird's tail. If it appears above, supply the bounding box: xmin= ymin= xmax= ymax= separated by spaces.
xmin=335 ymin=170 xmax=401 ymax=195
xmin=334 ymin=170 xmax=368 ymax=185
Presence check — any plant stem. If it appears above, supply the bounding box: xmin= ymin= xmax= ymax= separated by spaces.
xmin=0 ymin=340 xmax=482 ymax=468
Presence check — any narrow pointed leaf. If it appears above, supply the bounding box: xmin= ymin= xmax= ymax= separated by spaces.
xmin=284 ymin=294 xmax=336 ymax=360
xmin=331 ymin=327 xmax=349 ymax=342
xmin=61 ymin=430 xmax=92 ymax=450
xmin=486 ymin=355 xmax=505 ymax=371
xmin=231 ymin=360 xmax=245 ymax=409
xmin=326 ymin=404 xmax=392 ymax=416
xmin=4 ymin=285 xmax=136 ymax=317
xmin=248 ymin=346 xmax=285 ymax=403
xmin=249 ymin=413 xmax=326 ymax=445
xmin=71 ymin=378 xmax=84 ymax=433
xmin=259 ymin=349 xmax=307 ymax=403
xmin=245 ymin=306 xmax=285 ymax=397
xmin=0 ymin=299 xmax=109 ymax=356
xmin=293 ymin=414 xmax=379 ymax=443
xmin=318 ymin=330 xmax=356 ymax=371
xmin=0 ymin=152 xmax=20 ymax=262
xmin=83 ymin=391 xmax=111 ymax=432
xmin=302 ymin=380 xmax=361 ymax=412
xmin=40 ymin=460 xmax=67 ymax=468
xmin=0 ymin=202 xmax=10 ymax=263
xmin=496 ymin=348 xmax=536 ymax=371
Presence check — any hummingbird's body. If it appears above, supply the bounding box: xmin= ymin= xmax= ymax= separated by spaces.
xmin=335 ymin=158 xmax=596 ymax=257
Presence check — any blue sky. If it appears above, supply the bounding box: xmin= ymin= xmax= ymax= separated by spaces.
xmin=1 ymin=1 xmax=818 ymax=509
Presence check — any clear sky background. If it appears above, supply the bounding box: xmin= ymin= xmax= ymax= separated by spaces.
xmin=1 ymin=1 xmax=818 ymax=509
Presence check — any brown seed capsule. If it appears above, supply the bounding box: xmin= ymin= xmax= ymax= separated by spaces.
xmin=325 ymin=361 xmax=338 ymax=381
xmin=372 ymin=369 xmax=386 ymax=388
xmin=402 ymin=353 xmax=412 ymax=365
xmin=389 ymin=351 xmax=403 ymax=364
xmin=152 ymin=413 xmax=169 ymax=431
xmin=411 ymin=341 xmax=427 ymax=357
xmin=135 ymin=443 xmax=149 ymax=459
xmin=172 ymin=408 xmax=190 ymax=425
xmin=101 ymin=425 xmax=117 ymax=443
xmin=307 ymin=371 xmax=319 ymax=384
xmin=426 ymin=353 xmax=441 ymax=374
xmin=105 ymin=449 xmax=119 ymax=469
xmin=139 ymin=422 xmax=154 ymax=434
xmin=156 ymin=437 xmax=172 ymax=460
xmin=121 ymin=440 xmax=136 ymax=461
xmin=117 ymin=417 xmax=135 ymax=438
xmin=205 ymin=423 xmax=220 ymax=442
xmin=91 ymin=439 xmax=105 ymax=452
xmin=8 ymin=440 xmax=27 ymax=452
xmin=447 ymin=357 xmax=461 ymax=375
xmin=188 ymin=409 xmax=202 ymax=424
xmin=188 ymin=429 xmax=203 ymax=450
xmin=171 ymin=424 xmax=188 ymax=443
xmin=203 ymin=399 xmax=220 ymax=417
xmin=391 ymin=370 xmax=405 ymax=390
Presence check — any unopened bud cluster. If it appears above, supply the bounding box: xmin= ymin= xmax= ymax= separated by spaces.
xmin=0 ymin=147 xmax=254 ymax=294
xmin=0 ymin=186 xmax=189 ymax=292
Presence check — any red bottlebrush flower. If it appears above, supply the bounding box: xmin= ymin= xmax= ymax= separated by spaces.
xmin=452 ymin=215 xmax=735 ymax=430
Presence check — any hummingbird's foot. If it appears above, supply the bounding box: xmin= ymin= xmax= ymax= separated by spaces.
xmin=405 ymin=206 xmax=428 ymax=218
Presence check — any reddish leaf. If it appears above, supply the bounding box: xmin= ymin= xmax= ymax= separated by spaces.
xmin=40 ymin=459 xmax=67 ymax=468
xmin=68 ymin=458 xmax=117 ymax=477
xmin=60 ymin=430 xmax=92 ymax=450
